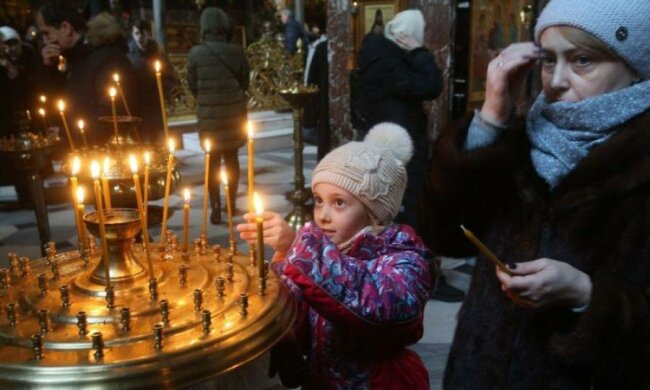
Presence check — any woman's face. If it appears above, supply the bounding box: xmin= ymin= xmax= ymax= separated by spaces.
xmin=540 ymin=27 xmax=637 ymax=103
xmin=313 ymin=183 xmax=370 ymax=246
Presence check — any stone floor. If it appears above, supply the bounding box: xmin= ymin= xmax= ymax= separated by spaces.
xmin=0 ymin=132 xmax=472 ymax=389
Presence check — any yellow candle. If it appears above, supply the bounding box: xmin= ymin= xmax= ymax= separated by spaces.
xmin=202 ymin=139 xmax=211 ymax=237
xmin=57 ymin=100 xmax=75 ymax=150
xmin=460 ymin=225 xmax=512 ymax=275
xmin=143 ymin=151 xmax=151 ymax=217
xmin=108 ymin=87 xmax=120 ymax=143
xmin=182 ymin=188 xmax=191 ymax=254
xmin=253 ymin=192 xmax=265 ymax=277
xmin=77 ymin=187 xmax=88 ymax=248
xmin=154 ymin=60 xmax=169 ymax=141
xmin=247 ymin=122 xmax=255 ymax=213
xmin=77 ymin=119 xmax=88 ymax=148
xmin=112 ymin=73 xmax=132 ymax=116
xmin=39 ymin=95 xmax=47 ymax=105
xmin=160 ymin=139 xmax=175 ymax=245
xmin=38 ymin=108 xmax=48 ymax=133
xmin=91 ymin=161 xmax=111 ymax=288
xmin=130 ymin=155 xmax=153 ymax=276
xmin=70 ymin=157 xmax=82 ymax=247
xmin=102 ymin=157 xmax=112 ymax=210
xmin=221 ymin=168 xmax=235 ymax=252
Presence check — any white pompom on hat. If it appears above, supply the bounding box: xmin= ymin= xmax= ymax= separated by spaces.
xmin=384 ymin=9 xmax=425 ymax=47
xmin=311 ymin=122 xmax=413 ymax=224
xmin=534 ymin=0 xmax=650 ymax=79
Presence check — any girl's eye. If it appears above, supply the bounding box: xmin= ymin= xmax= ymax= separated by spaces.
xmin=314 ymin=196 xmax=323 ymax=204
xmin=335 ymin=199 xmax=345 ymax=207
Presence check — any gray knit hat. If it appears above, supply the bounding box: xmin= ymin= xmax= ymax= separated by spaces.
xmin=535 ymin=0 xmax=650 ymax=79
xmin=311 ymin=123 xmax=413 ymax=224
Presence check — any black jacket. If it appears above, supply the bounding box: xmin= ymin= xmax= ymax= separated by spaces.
xmin=357 ymin=33 xmax=442 ymax=144
xmin=423 ymin=113 xmax=650 ymax=389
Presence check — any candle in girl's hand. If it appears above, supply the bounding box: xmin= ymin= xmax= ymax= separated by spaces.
xmin=201 ymin=139 xmax=211 ymax=238
xmin=182 ymin=188 xmax=191 ymax=254
xmin=160 ymin=139 xmax=175 ymax=245
xmin=253 ymin=192 xmax=265 ymax=277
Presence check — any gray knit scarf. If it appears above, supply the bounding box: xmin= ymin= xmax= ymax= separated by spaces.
xmin=527 ymin=79 xmax=650 ymax=188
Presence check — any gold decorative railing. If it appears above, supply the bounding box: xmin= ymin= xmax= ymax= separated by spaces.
xmin=168 ymin=53 xmax=197 ymax=118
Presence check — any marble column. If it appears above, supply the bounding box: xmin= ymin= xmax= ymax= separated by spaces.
xmin=153 ymin=0 xmax=166 ymax=48
xmin=327 ymin=0 xmax=354 ymax=145
xmin=295 ymin=0 xmax=305 ymax=24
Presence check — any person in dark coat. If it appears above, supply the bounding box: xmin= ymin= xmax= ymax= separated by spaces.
xmin=127 ymin=19 xmax=175 ymax=144
xmin=303 ymin=32 xmax=330 ymax=161
xmin=357 ymin=9 xmax=443 ymax=228
xmin=423 ymin=0 xmax=650 ymax=388
xmin=187 ymin=7 xmax=249 ymax=225
xmin=36 ymin=2 xmax=136 ymax=147
xmin=280 ymin=9 xmax=308 ymax=54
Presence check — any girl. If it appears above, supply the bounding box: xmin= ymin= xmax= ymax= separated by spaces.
xmin=238 ymin=123 xmax=435 ymax=389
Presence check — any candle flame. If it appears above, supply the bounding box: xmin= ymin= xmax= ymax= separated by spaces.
xmin=108 ymin=87 xmax=117 ymax=98
xmin=39 ymin=95 xmax=46 ymax=104
xmin=129 ymin=154 xmax=138 ymax=174
xmin=77 ymin=186 xmax=85 ymax=204
xmin=253 ymin=192 xmax=264 ymax=215
xmin=112 ymin=73 xmax=120 ymax=83
xmin=144 ymin=151 xmax=151 ymax=166
xmin=57 ymin=100 xmax=65 ymax=112
xmin=220 ymin=168 xmax=228 ymax=185
xmin=183 ymin=188 xmax=191 ymax=202
xmin=247 ymin=121 xmax=254 ymax=139
xmin=155 ymin=60 xmax=161 ymax=73
xmin=168 ymin=138 xmax=175 ymax=154
xmin=103 ymin=157 xmax=111 ymax=175
xmin=77 ymin=119 xmax=85 ymax=131
xmin=38 ymin=108 xmax=46 ymax=117
xmin=91 ymin=161 xmax=100 ymax=179
xmin=204 ymin=139 xmax=211 ymax=153
xmin=71 ymin=156 xmax=81 ymax=176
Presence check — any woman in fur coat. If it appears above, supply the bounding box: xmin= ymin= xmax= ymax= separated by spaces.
xmin=423 ymin=0 xmax=650 ymax=388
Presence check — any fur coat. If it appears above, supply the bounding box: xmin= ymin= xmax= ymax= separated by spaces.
xmin=421 ymin=113 xmax=650 ymax=389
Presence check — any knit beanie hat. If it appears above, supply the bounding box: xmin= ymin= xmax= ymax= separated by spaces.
xmin=0 ymin=26 xmax=20 ymax=42
xmin=311 ymin=123 xmax=413 ymax=224
xmin=534 ymin=0 xmax=650 ymax=79
xmin=384 ymin=9 xmax=425 ymax=47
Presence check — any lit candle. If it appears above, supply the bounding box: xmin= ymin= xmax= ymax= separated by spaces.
xmin=460 ymin=225 xmax=512 ymax=275
xmin=108 ymin=87 xmax=120 ymax=143
xmin=39 ymin=95 xmax=47 ymax=105
xmin=102 ymin=157 xmax=112 ymax=210
xmin=112 ymin=73 xmax=132 ymax=116
xmin=247 ymin=122 xmax=255 ymax=213
xmin=154 ymin=60 xmax=169 ymax=141
xmin=201 ymin=139 xmax=211 ymax=238
xmin=130 ymin=155 xmax=153 ymax=276
xmin=38 ymin=108 xmax=48 ymax=133
xmin=77 ymin=186 xmax=88 ymax=248
xmin=91 ymin=161 xmax=111 ymax=288
xmin=77 ymin=119 xmax=88 ymax=148
xmin=221 ymin=168 xmax=236 ymax=253
xmin=253 ymin=192 xmax=265 ymax=277
xmin=57 ymin=100 xmax=75 ymax=150
xmin=70 ymin=157 xmax=82 ymax=248
xmin=160 ymin=139 xmax=175 ymax=245
xmin=143 ymin=151 xmax=151 ymax=217
xmin=182 ymin=188 xmax=191 ymax=254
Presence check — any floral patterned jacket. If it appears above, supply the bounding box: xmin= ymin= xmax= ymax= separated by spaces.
xmin=272 ymin=222 xmax=435 ymax=389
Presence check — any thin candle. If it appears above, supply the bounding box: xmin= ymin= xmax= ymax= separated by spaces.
xmin=112 ymin=73 xmax=132 ymax=116
xmin=57 ymin=100 xmax=75 ymax=150
xmin=102 ymin=157 xmax=112 ymax=210
xmin=154 ymin=60 xmax=169 ymax=141
xmin=160 ymin=139 xmax=175 ymax=245
xmin=76 ymin=186 xmax=88 ymax=248
xmin=91 ymin=161 xmax=111 ymax=288
xmin=39 ymin=95 xmax=46 ymax=105
xmin=247 ymin=122 xmax=255 ymax=213
xmin=70 ymin=157 xmax=82 ymax=248
xmin=221 ymin=168 xmax=235 ymax=253
xmin=201 ymin=139 xmax=211 ymax=238
xmin=460 ymin=225 xmax=513 ymax=275
xmin=108 ymin=87 xmax=120 ymax=143
xmin=38 ymin=108 xmax=48 ymax=133
xmin=77 ymin=119 xmax=88 ymax=148
xmin=253 ymin=192 xmax=265 ymax=277
xmin=182 ymin=188 xmax=191 ymax=254
xmin=143 ymin=151 xmax=151 ymax=219
xmin=130 ymin=155 xmax=153 ymax=276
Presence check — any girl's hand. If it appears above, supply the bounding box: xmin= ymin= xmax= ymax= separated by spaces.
xmin=495 ymin=258 xmax=592 ymax=309
xmin=395 ymin=32 xmax=422 ymax=51
xmin=481 ymin=42 xmax=541 ymax=126
xmin=236 ymin=211 xmax=296 ymax=258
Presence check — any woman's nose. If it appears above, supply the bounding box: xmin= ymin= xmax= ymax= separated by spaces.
xmin=550 ymin=63 xmax=570 ymax=90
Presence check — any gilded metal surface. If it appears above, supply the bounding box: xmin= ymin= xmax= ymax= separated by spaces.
xmin=168 ymin=54 xmax=197 ymax=117
xmin=0 ymin=208 xmax=296 ymax=389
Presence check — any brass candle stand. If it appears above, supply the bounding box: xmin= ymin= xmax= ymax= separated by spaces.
xmin=279 ymin=84 xmax=319 ymax=231
xmin=0 ymin=207 xmax=295 ymax=388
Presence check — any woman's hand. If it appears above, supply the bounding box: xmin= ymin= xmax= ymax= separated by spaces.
xmin=236 ymin=211 xmax=296 ymax=258
xmin=395 ymin=32 xmax=421 ymax=51
xmin=495 ymin=258 xmax=592 ymax=309
xmin=481 ymin=42 xmax=541 ymax=126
